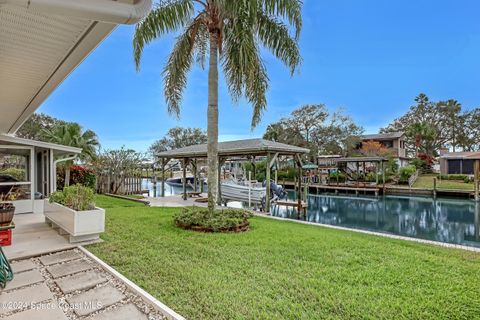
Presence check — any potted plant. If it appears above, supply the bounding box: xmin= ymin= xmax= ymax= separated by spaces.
xmin=44 ymin=184 xmax=105 ymax=243
xmin=0 ymin=187 xmax=17 ymax=225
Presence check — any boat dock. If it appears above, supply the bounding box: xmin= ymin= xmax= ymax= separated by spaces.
xmin=282 ymin=181 xmax=477 ymax=199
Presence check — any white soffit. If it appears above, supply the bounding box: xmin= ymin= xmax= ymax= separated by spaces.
xmin=0 ymin=0 xmax=151 ymax=135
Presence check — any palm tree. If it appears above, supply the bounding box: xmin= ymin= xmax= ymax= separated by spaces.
xmin=133 ymin=0 xmax=302 ymax=212
xmin=43 ymin=123 xmax=100 ymax=187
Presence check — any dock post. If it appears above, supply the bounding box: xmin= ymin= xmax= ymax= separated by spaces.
xmin=433 ymin=177 xmax=437 ymax=199
xmin=266 ymin=153 xmax=271 ymax=213
xmin=192 ymin=158 xmax=197 ymax=192
xmin=382 ymin=161 xmax=385 ymax=191
xmin=182 ymin=158 xmax=188 ymax=200
xmin=217 ymin=158 xmax=223 ymax=206
xmin=295 ymin=154 xmax=303 ymax=220
xmin=475 ymin=160 xmax=479 ymax=201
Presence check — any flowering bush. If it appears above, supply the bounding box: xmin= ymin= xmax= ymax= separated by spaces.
xmin=57 ymin=165 xmax=96 ymax=190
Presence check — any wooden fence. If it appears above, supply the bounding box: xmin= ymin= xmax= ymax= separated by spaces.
xmin=96 ymin=173 xmax=144 ymax=195
xmin=408 ymin=170 xmax=420 ymax=188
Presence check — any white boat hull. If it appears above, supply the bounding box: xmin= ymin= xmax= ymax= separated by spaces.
xmin=221 ymin=182 xmax=266 ymax=204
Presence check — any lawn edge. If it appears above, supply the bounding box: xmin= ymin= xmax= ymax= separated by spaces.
xmin=78 ymin=246 xmax=186 ymax=320
xmin=254 ymin=213 xmax=480 ymax=253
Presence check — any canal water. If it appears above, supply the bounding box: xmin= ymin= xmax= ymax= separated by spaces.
xmin=273 ymin=192 xmax=480 ymax=248
xmin=143 ymin=179 xmax=480 ymax=248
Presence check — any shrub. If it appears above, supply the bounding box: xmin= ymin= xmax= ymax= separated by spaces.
xmin=446 ymin=174 xmax=468 ymax=181
xmin=399 ymin=165 xmax=417 ymax=183
xmin=174 ymin=207 xmax=253 ymax=232
xmin=329 ymin=171 xmax=346 ymax=182
xmin=464 ymin=176 xmax=473 ymax=183
xmin=410 ymin=158 xmax=426 ymax=171
xmin=0 ymin=168 xmax=26 ymax=181
xmin=49 ymin=184 xmax=95 ymax=211
xmin=277 ymin=167 xmax=296 ymax=180
xmin=365 ymin=172 xmax=378 ymax=182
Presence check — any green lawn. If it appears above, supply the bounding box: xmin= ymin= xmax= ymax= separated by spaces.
xmin=413 ymin=174 xmax=474 ymax=190
xmin=88 ymin=195 xmax=480 ymax=319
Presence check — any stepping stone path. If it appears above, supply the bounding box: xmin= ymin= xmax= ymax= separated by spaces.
xmin=4 ymin=307 xmax=68 ymax=320
xmin=0 ymin=283 xmax=52 ymax=315
xmin=67 ymin=284 xmax=125 ymax=316
xmin=0 ymin=249 xmax=167 ymax=319
xmin=11 ymin=260 xmax=36 ymax=273
xmin=47 ymin=258 xmax=92 ymax=278
xmin=90 ymin=303 xmax=148 ymax=320
xmin=4 ymin=269 xmax=44 ymax=290
xmin=39 ymin=250 xmax=80 ymax=266
xmin=55 ymin=270 xmax=107 ymax=294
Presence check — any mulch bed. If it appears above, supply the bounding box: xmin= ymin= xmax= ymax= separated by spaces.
xmin=175 ymin=221 xmax=250 ymax=233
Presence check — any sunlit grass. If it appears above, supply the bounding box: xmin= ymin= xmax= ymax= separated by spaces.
xmin=414 ymin=174 xmax=474 ymax=190
xmin=88 ymin=195 xmax=480 ymax=319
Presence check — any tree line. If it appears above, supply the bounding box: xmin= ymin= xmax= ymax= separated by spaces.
xmin=381 ymin=93 xmax=480 ymax=157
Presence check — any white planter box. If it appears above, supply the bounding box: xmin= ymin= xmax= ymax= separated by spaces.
xmin=44 ymin=200 xmax=105 ymax=243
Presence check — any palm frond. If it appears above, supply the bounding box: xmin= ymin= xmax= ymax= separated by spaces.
xmin=257 ymin=11 xmax=301 ymax=74
xmin=222 ymin=9 xmax=269 ymax=128
xmin=260 ymin=0 xmax=302 ymax=39
xmin=133 ymin=0 xmax=194 ymax=70
xmin=162 ymin=18 xmax=202 ymax=117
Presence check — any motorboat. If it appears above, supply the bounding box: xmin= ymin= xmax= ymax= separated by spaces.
xmin=221 ymin=178 xmax=287 ymax=208
xmin=165 ymin=176 xmax=195 ymax=187
xmin=165 ymin=176 xmax=207 ymax=188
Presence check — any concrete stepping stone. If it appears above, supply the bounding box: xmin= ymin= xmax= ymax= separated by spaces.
xmin=47 ymin=259 xmax=92 ymax=279
xmin=4 ymin=306 xmax=68 ymax=320
xmin=4 ymin=269 xmax=43 ymax=291
xmin=39 ymin=250 xmax=80 ymax=266
xmin=89 ymin=303 xmax=148 ymax=320
xmin=55 ymin=270 xmax=107 ymax=294
xmin=11 ymin=260 xmax=36 ymax=274
xmin=0 ymin=283 xmax=53 ymax=315
xmin=67 ymin=284 xmax=124 ymax=316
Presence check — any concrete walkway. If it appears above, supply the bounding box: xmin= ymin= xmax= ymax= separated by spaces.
xmin=4 ymin=214 xmax=78 ymax=260
xmin=1 ymin=249 xmax=167 ymax=319
xmin=146 ymin=194 xmax=209 ymax=208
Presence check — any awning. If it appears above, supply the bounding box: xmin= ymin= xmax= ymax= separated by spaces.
xmin=0 ymin=0 xmax=152 ymax=134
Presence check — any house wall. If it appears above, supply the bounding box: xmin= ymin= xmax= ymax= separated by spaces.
xmin=440 ymin=158 xmax=447 ymax=174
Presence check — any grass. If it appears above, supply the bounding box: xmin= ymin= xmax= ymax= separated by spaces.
xmin=88 ymin=195 xmax=480 ymax=319
xmin=413 ymin=174 xmax=474 ymax=190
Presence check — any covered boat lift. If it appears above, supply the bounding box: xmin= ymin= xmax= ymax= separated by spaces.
xmin=155 ymin=138 xmax=309 ymax=212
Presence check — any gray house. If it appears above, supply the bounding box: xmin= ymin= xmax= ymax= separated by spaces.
xmin=358 ymin=132 xmax=409 ymax=167
xmin=439 ymin=150 xmax=480 ymax=175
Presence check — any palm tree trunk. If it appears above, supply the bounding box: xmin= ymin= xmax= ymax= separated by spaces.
xmin=207 ymin=33 xmax=219 ymax=213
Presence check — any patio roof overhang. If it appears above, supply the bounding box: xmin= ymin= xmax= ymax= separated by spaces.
xmin=0 ymin=0 xmax=152 ymax=134
xmin=0 ymin=133 xmax=81 ymax=155
xmin=155 ymin=138 xmax=310 ymax=159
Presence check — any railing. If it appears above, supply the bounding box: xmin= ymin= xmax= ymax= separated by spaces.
xmin=408 ymin=170 xmax=420 ymax=188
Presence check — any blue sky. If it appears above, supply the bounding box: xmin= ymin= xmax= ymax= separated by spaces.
xmin=39 ymin=0 xmax=480 ymax=152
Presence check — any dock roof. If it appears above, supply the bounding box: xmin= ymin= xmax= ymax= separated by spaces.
xmin=156 ymin=138 xmax=309 ymax=159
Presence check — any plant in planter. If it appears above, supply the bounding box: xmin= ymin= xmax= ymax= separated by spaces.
xmin=174 ymin=207 xmax=253 ymax=233
xmin=46 ymin=184 xmax=104 ymax=243
xmin=49 ymin=184 xmax=95 ymax=211
xmin=0 ymin=188 xmax=18 ymax=225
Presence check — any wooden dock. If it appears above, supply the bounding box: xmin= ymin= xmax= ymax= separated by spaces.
xmin=281 ymin=180 xmax=476 ymax=199
xmin=274 ymin=200 xmax=308 ymax=215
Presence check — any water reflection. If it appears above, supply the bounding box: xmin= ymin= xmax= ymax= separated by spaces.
xmin=143 ymin=178 xmax=480 ymax=248
xmin=272 ymin=193 xmax=480 ymax=248
xmin=142 ymin=178 xmax=184 ymax=197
